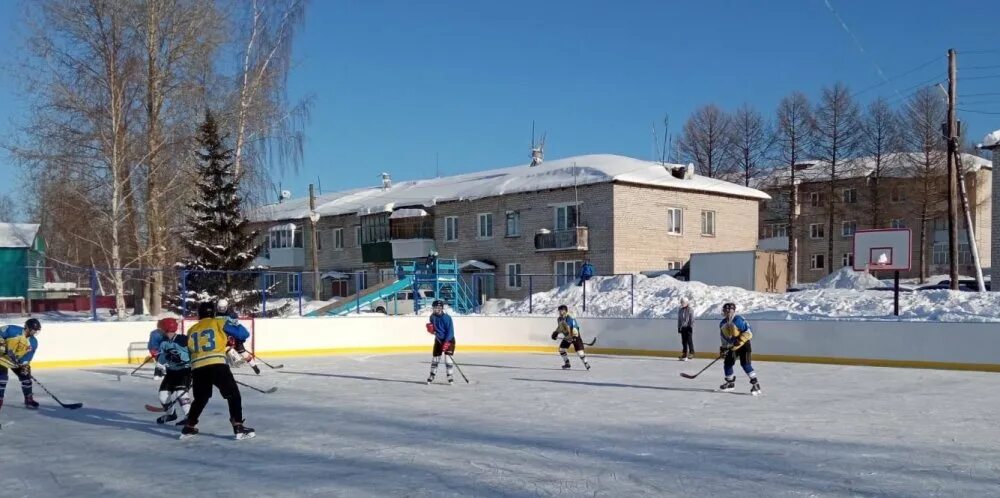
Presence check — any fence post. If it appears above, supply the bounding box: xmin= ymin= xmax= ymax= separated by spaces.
xmin=298 ymin=271 xmax=304 ymax=316
xmin=528 ymin=275 xmax=533 ymax=314
xmin=630 ymin=273 xmax=635 ymax=316
xmin=582 ymin=278 xmax=587 ymax=313
xmin=356 ymin=272 xmax=361 ymax=314
xmin=260 ymin=271 xmax=267 ymax=317
xmin=90 ymin=267 xmax=98 ymax=322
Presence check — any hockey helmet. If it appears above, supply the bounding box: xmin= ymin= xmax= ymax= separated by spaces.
xmin=24 ymin=318 xmax=41 ymax=332
xmin=197 ymin=301 xmax=216 ymax=319
xmin=722 ymin=302 xmax=736 ymax=313
xmin=431 ymin=300 xmax=445 ymax=309
xmin=157 ymin=317 xmax=179 ymax=334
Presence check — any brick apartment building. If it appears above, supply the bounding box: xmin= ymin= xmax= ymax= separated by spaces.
xmin=757 ymin=153 xmax=991 ymax=284
xmin=251 ymin=154 xmax=769 ymax=300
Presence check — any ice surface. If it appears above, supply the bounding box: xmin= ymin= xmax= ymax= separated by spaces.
xmin=2 ymin=353 xmax=998 ymax=497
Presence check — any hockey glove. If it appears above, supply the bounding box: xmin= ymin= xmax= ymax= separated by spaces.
xmin=551 ymin=331 xmax=560 ymax=341
xmin=441 ymin=341 xmax=453 ymax=354
xmin=719 ymin=345 xmax=731 ymax=356
xmin=425 ymin=322 xmax=435 ymax=334
xmin=154 ymin=363 xmax=166 ymax=379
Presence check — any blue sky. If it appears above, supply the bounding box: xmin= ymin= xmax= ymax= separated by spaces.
xmin=1 ymin=0 xmax=998 ymax=204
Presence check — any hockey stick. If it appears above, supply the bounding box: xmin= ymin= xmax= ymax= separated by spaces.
xmin=130 ymin=356 xmax=153 ymax=376
xmin=145 ymin=386 xmax=192 ymax=413
xmin=585 ymin=337 xmax=597 ymax=346
xmin=449 ymin=356 xmax=470 ymax=384
xmin=30 ymin=376 xmax=83 ymax=409
xmin=248 ymin=353 xmax=283 ymax=370
xmin=235 ymin=379 xmax=278 ymax=394
xmin=679 ymin=354 xmax=725 ymax=380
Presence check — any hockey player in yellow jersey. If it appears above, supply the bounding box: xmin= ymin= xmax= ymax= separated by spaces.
xmin=181 ymin=302 xmax=255 ymax=440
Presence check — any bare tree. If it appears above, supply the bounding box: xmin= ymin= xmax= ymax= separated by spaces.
xmin=860 ymin=98 xmax=901 ymax=228
xmin=901 ymin=87 xmax=948 ymax=282
xmin=729 ymin=104 xmax=775 ymax=187
xmin=775 ymin=92 xmax=815 ymax=284
xmin=0 ymin=193 xmax=17 ymax=222
xmin=813 ymin=83 xmax=862 ymax=275
xmin=677 ymin=104 xmax=734 ymax=179
xmin=226 ymin=0 xmax=311 ymax=192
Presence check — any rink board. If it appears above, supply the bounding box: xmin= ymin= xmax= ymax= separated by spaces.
xmin=9 ymin=316 xmax=1000 ymax=372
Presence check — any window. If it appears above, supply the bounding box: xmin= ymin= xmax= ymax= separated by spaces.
xmin=762 ymin=223 xmax=788 ymax=239
xmin=842 ymin=253 xmax=854 ymax=268
xmin=445 ymin=216 xmax=458 ymax=242
xmin=934 ymin=218 xmax=948 ymax=231
xmin=293 ymin=230 xmax=303 ymax=248
xmin=667 ymin=207 xmax=683 ymax=235
xmin=890 ymin=218 xmax=906 ymax=229
xmin=555 ymin=260 xmax=581 ymax=287
xmin=506 ymin=263 xmax=523 ymax=289
xmin=477 ymin=213 xmax=493 ymax=239
xmin=554 ymin=204 xmax=579 ymax=231
xmin=334 ymin=228 xmax=344 ymax=249
xmin=842 ymin=188 xmax=857 ymax=204
xmin=287 ymin=273 xmax=301 ymax=294
xmin=841 ymin=221 xmax=856 ymax=238
xmin=701 ymin=210 xmax=716 ymax=236
xmin=355 ymin=226 xmax=362 ymax=246
xmin=810 ymin=192 xmax=823 ymax=207
xmin=505 ymin=211 xmax=521 ymax=237
xmin=315 ymin=230 xmax=323 ymax=251
xmin=890 ymin=189 xmax=906 ymax=203
xmin=810 ymin=254 xmax=825 ymax=270
xmin=933 ymin=243 xmax=948 ymax=265
xmin=269 ymin=227 xmax=303 ymax=249
xmin=360 ymin=213 xmax=390 ymax=244
xmin=666 ymin=261 xmax=684 ymax=270
xmin=263 ymin=274 xmax=276 ymax=291
xmin=809 ymin=223 xmax=824 ymax=239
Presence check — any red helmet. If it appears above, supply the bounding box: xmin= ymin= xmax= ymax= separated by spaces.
xmin=157 ymin=318 xmax=179 ymax=334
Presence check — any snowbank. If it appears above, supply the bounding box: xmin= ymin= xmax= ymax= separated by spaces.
xmin=814 ymin=267 xmax=883 ymax=290
xmin=484 ymin=275 xmax=1000 ymax=322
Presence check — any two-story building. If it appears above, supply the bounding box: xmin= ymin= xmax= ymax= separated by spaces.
xmin=251 ymin=154 xmax=770 ymax=300
xmin=757 ymin=153 xmax=991 ymax=284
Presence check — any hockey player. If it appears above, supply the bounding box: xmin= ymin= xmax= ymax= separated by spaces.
xmin=718 ymin=302 xmax=760 ymax=395
xmin=552 ymin=305 xmax=590 ymax=370
xmin=426 ymin=300 xmax=455 ymax=385
xmin=223 ymin=310 xmax=260 ymax=375
xmin=153 ymin=318 xmax=192 ymax=425
xmin=0 ymin=318 xmax=41 ymax=411
xmin=148 ymin=320 xmax=169 ymax=379
xmin=181 ymin=302 xmax=255 ymax=440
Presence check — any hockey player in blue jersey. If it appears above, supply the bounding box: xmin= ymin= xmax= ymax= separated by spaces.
xmin=426 ymin=300 xmax=456 ymax=385
xmin=718 ymin=302 xmax=761 ymax=395
xmin=552 ymin=305 xmax=590 ymax=370
xmin=153 ymin=318 xmax=193 ymax=425
xmin=0 ymin=318 xmax=42 ymax=412
xmin=148 ymin=321 xmax=169 ymax=379
xmin=223 ymin=310 xmax=260 ymax=375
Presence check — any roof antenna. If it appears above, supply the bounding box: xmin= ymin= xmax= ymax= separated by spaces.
xmin=530 ymin=121 xmax=545 ymax=167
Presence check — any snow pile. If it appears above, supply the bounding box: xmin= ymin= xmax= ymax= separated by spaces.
xmin=484 ymin=275 xmax=1000 ymax=322
xmin=813 ymin=267 xmax=883 ymax=290
xmin=43 ymin=282 xmax=78 ymax=291
xmin=983 ymin=130 xmax=1000 ymax=148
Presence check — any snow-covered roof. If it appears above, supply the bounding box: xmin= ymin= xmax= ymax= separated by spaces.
xmin=389 ymin=208 xmax=429 ymax=219
xmin=459 ymin=260 xmax=496 ymax=271
xmin=983 ymin=130 xmax=1000 ymax=150
xmin=0 ymin=223 xmax=40 ymax=249
xmin=251 ymin=154 xmax=770 ymax=222
xmin=755 ymin=153 xmax=992 ymax=189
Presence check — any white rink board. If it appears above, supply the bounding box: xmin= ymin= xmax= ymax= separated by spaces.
xmin=9 ymin=316 xmax=1000 ymax=370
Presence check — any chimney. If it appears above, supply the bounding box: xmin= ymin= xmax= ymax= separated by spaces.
xmin=381 ymin=172 xmax=392 ymax=191
xmin=530 ymin=147 xmax=543 ymax=167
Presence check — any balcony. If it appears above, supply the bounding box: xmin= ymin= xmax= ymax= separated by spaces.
xmin=534 ymin=226 xmax=589 ymax=252
xmin=253 ymin=247 xmax=304 ymax=268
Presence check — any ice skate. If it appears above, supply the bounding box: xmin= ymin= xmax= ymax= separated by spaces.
xmin=23 ymin=395 xmax=39 ymax=410
xmin=750 ymin=378 xmax=761 ymax=396
xmin=426 ymin=374 xmax=435 ymax=384
xmin=679 ymin=354 xmax=688 ymax=361
xmin=179 ymin=425 xmax=199 ymax=440
xmin=562 ymin=362 xmax=571 ymax=370
xmin=718 ymin=377 xmax=736 ymax=392
xmin=447 ymin=376 xmax=454 ymax=385
xmin=156 ymin=412 xmax=178 ymax=425
xmin=687 ymin=354 xmax=695 ymax=360
xmin=251 ymin=365 xmax=261 ymax=375
xmin=232 ymin=420 xmax=256 ymax=440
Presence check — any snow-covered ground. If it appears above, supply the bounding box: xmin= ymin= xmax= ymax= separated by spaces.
xmin=483 ymin=269 xmax=1000 ymax=321
xmin=2 ymin=354 xmax=998 ymax=497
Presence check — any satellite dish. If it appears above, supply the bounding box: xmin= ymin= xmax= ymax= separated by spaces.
xmin=280 ymin=190 xmax=292 ymax=201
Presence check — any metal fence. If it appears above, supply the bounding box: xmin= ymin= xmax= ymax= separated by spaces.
xmin=19 ymin=264 xmax=642 ymax=320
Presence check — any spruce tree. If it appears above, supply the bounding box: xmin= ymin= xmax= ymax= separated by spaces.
xmin=175 ymin=110 xmax=263 ymax=313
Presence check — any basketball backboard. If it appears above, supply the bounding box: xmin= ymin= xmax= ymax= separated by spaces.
xmin=853 ymin=229 xmax=912 ymax=271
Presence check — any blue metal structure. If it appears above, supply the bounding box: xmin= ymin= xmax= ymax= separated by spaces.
xmin=396 ymin=258 xmax=476 ymax=314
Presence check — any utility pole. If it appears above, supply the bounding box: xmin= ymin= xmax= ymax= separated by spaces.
xmin=309 ymin=184 xmax=321 ymax=301
xmin=946 ymin=49 xmax=959 ymax=290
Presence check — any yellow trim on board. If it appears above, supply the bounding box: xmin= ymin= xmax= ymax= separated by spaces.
xmin=26 ymin=346 xmax=1000 ymax=373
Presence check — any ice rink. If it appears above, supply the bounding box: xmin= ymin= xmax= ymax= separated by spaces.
xmin=2 ymin=352 xmax=998 ymax=497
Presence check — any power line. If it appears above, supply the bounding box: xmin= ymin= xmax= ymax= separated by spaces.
xmin=963 ymin=64 xmax=1000 ymax=71
xmin=962 ymin=74 xmax=1000 ymax=81
xmin=958 ymin=108 xmax=1000 ymax=115
xmin=964 ymin=92 xmax=1000 ymax=97
xmin=851 ymin=55 xmax=943 ymax=97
